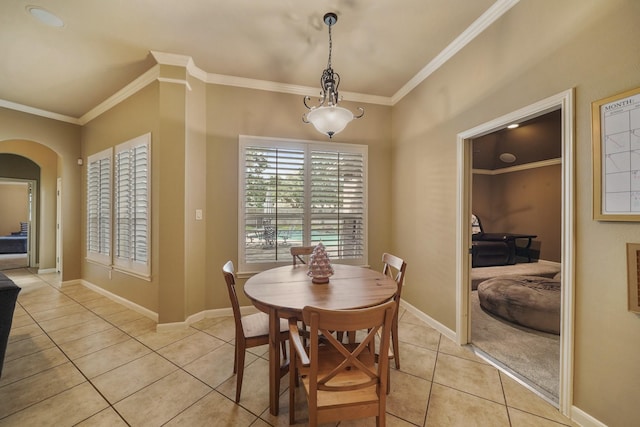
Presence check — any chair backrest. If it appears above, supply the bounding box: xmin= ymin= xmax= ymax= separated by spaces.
xmin=302 ymin=300 xmax=395 ymax=414
xmin=290 ymin=245 xmax=315 ymax=266
xmin=471 ymin=214 xmax=484 ymax=236
xmin=382 ymin=253 xmax=407 ymax=301
xmin=222 ymin=261 xmax=244 ymax=338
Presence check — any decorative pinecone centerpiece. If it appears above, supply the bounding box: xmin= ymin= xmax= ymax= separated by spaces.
xmin=307 ymin=243 xmax=334 ymax=284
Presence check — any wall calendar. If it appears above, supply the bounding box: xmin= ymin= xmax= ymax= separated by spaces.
xmin=593 ymin=87 xmax=640 ymax=221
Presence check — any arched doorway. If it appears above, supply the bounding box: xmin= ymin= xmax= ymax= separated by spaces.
xmin=0 ymin=142 xmax=60 ymax=275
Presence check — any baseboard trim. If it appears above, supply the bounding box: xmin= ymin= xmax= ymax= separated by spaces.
xmin=37 ymin=267 xmax=57 ymax=274
xmin=399 ymin=299 xmax=457 ymax=342
xmin=156 ymin=306 xmax=260 ymax=332
xmin=75 ymin=279 xmax=158 ymax=323
xmin=61 ymin=277 xmax=263 ymax=332
xmin=571 ymin=406 xmax=608 ymax=427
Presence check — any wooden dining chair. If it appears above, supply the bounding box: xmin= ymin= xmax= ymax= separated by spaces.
xmin=290 ymin=245 xmax=315 ymax=266
xmin=381 ymin=252 xmax=407 ymax=370
xmin=222 ymin=261 xmax=288 ymax=403
xmin=290 ymin=246 xmax=316 ymax=343
xmin=288 ymin=300 xmax=396 ymax=426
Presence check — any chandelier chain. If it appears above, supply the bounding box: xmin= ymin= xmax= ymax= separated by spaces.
xmin=327 ymin=22 xmax=333 ymax=70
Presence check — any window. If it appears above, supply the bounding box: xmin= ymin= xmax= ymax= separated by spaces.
xmin=239 ymin=135 xmax=367 ymax=272
xmin=114 ymin=134 xmax=150 ymax=276
xmin=86 ymin=148 xmax=112 ymax=265
xmin=86 ymin=133 xmax=151 ymax=278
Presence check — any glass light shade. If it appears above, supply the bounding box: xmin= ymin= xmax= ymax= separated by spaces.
xmin=306 ymin=106 xmax=354 ymax=138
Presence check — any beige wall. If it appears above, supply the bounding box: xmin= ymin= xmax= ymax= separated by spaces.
xmin=0 ymin=182 xmax=28 ymax=236
xmin=81 ymin=83 xmax=160 ymax=314
xmin=473 ymin=164 xmax=562 ymax=262
xmin=0 ymin=110 xmax=81 ymax=277
xmin=392 ymin=0 xmax=640 ymax=425
xmin=184 ymin=74 xmax=208 ymax=318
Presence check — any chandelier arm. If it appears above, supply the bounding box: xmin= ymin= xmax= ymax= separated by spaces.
xmin=303 ymin=96 xmax=313 ymax=110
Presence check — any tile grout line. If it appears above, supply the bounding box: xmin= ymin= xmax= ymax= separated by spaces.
xmin=11 ymin=279 xmax=133 ymax=425
xmin=59 ymin=280 xmax=271 ymax=424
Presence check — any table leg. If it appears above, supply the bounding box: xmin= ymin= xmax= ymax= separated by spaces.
xmin=268 ymin=307 xmax=280 ymax=416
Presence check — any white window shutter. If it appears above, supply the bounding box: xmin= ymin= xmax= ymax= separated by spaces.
xmin=239 ymin=136 xmax=367 ymax=272
xmin=86 ymin=148 xmax=112 ymax=265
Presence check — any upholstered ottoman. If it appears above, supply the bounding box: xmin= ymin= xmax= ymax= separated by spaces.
xmin=477 ymin=275 xmax=560 ymax=334
xmin=0 ymin=272 xmax=21 ymax=378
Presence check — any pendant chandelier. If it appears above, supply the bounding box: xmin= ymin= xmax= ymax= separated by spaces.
xmin=303 ymin=12 xmax=364 ymax=139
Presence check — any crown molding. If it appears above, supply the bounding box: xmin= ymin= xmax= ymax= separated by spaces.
xmin=151 ymin=50 xmax=392 ymax=106
xmin=472 ymin=158 xmax=561 ymax=175
xmin=206 ymin=72 xmax=392 ymax=106
xmin=150 ymin=50 xmax=208 ymax=82
xmin=392 ymin=0 xmax=520 ymax=104
xmin=79 ymin=65 xmax=160 ymax=125
xmin=0 ymin=98 xmax=80 ymax=125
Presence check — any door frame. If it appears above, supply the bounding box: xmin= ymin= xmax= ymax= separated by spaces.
xmin=455 ymin=89 xmax=575 ymax=415
xmin=56 ymin=177 xmax=62 ymax=273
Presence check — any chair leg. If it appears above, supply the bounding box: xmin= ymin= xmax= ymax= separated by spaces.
xmin=392 ymin=316 xmax=400 ymax=369
xmin=235 ymin=342 xmax=246 ymax=403
xmin=386 ymin=362 xmax=391 ymax=395
xmin=289 ymin=346 xmax=296 ymax=424
xmin=233 ymin=343 xmax=238 ymax=374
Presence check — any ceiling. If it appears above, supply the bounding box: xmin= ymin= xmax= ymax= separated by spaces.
xmin=0 ymin=0 xmax=510 ymax=121
xmin=472 ymin=109 xmax=562 ymax=171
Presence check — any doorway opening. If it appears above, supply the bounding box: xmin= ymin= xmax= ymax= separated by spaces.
xmin=456 ymin=89 xmax=575 ymax=416
xmin=471 ymin=109 xmax=562 ymax=405
xmin=0 ymin=178 xmax=37 ymax=270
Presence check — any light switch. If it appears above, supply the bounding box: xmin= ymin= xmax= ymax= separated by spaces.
xmin=195 ymin=209 xmax=203 ymax=220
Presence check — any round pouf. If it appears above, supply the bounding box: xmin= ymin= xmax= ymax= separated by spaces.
xmin=477 ymin=275 xmax=561 ymax=334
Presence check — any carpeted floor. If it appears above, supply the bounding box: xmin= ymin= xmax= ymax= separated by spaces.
xmin=470 ymin=261 xmax=561 ymax=403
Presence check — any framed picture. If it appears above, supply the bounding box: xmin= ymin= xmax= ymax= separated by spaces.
xmin=592 ymin=86 xmax=640 ymax=221
xmin=626 ymin=243 xmax=640 ymax=313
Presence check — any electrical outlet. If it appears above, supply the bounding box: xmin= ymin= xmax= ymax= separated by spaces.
xmin=195 ymin=209 xmax=203 ymax=220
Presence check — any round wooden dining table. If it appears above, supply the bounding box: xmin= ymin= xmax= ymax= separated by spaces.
xmin=244 ymin=263 xmax=398 ymax=416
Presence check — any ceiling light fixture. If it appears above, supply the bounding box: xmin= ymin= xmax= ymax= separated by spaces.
xmin=499 ymin=152 xmax=517 ymax=163
xmin=26 ymin=6 xmax=64 ymax=28
xmin=507 ymin=123 xmax=519 ymax=129
xmin=303 ymin=12 xmax=364 ymax=139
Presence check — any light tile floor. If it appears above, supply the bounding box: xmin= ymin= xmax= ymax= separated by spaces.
xmin=0 ymin=268 xmax=577 ymax=426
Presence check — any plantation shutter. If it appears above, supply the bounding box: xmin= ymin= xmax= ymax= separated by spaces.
xmin=114 ymin=134 xmax=150 ymax=275
xmin=310 ymin=150 xmax=365 ymax=259
xmin=243 ymin=146 xmax=305 ymax=264
xmin=239 ymin=136 xmax=367 ymax=272
xmin=86 ymin=148 xmax=112 ymax=265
